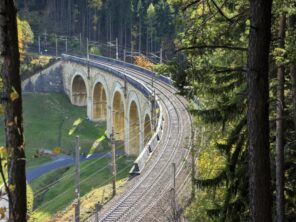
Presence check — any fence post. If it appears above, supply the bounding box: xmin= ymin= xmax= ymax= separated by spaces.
xmin=124 ymin=49 xmax=126 ymax=62
xmin=79 ymin=33 xmax=82 ymax=52
xmin=65 ymin=36 xmax=68 ymax=53
xmin=160 ymin=47 xmax=163 ymax=64
xmin=38 ymin=35 xmax=41 ymax=54
xmin=116 ymin=38 xmax=119 ymax=60
xmin=172 ymin=163 xmax=176 ymax=221
xmin=111 ymin=128 xmax=116 ymax=196
xmin=55 ymin=34 xmax=58 ymax=56
xmin=87 ymin=38 xmax=89 ymax=60
xmin=95 ymin=203 xmax=100 ymax=221
xmin=75 ymin=135 xmax=80 ymax=222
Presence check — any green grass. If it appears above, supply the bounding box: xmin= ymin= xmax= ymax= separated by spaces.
xmin=29 ymin=156 xmax=134 ymax=222
xmin=0 ymin=92 xmax=134 ymax=222
xmin=0 ymin=93 xmax=110 ymax=168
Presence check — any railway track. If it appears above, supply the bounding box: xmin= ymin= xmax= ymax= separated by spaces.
xmin=86 ymin=58 xmax=193 ymax=222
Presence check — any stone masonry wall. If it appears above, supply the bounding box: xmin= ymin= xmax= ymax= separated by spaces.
xmin=22 ymin=61 xmax=64 ymax=93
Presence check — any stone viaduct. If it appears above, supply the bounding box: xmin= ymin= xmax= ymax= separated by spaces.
xmin=22 ymin=55 xmax=160 ymax=161
xmin=63 ymin=58 xmax=156 ymax=157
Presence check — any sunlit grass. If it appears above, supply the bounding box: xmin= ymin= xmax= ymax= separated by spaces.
xmin=54 ymin=178 xmax=128 ymax=221
xmin=29 ymin=156 xmax=134 ymax=222
xmin=0 ymin=93 xmax=109 ymax=168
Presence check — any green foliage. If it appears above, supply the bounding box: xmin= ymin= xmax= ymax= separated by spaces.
xmin=89 ymin=46 xmax=101 ymax=55
xmin=27 ymin=185 xmax=34 ymax=216
xmin=17 ymin=17 xmax=34 ymax=62
xmin=88 ymin=0 xmax=102 ymax=10
xmin=153 ymin=56 xmax=191 ymax=94
xmin=17 ymin=0 xmax=178 ymax=58
xmin=146 ymin=3 xmax=157 ymax=43
xmin=171 ymin=0 xmax=296 ymax=221
xmin=0 ymin=105 xmax=3 ymax=115
xmin=193 ymin=118 xmax=248 ymax=221
xmin=269 ymin=3 xmax=296 ymax=221
xmin=169 ymin=0 xmax=250 ymax=220
xmin=19 ymin=19 xmax=34 ymax=45
xmin=272 ymin=47 xmax=288 ymax=65
xmin=20 ymin=54 xmax=57 ymax=79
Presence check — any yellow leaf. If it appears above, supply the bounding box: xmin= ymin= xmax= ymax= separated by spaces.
xmin=0 ymin=207 xmax=6 ymax=219
xmin=2 ymin=160 xmax=7 ymax=168
xmin=52 ymin=147 xmax=62 ymax=154
xmin=0 ymin=147 xmax=7 ymax=157
xmin=10 ymin=87 xmax=19 ymax=101
xmin=73 ymin=118 xmax=83 ymax=126
xmin=68 ymin=128 xmax=75 ymax=136
xmin=134 ymin=55 xmax=154 ymax=70
xmin=9 ymin=184 xmax=16 ymax=191
xmin=87 ymin=135 xmax=106 ymax=158
xmin=68 ymin=118 xmax=83 ymax=135
xmin=0 ymin=104 xmax=4 ymax=115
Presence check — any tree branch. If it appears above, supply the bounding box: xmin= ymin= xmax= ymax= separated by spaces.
xmin=175 ymin=45 xmax=247 ymax=52
xmin=182 ymin=0 xmax=201 ymax=11
xmin=0 ymin=158 xmax=16 ymax=221
xmin=210 ymin=0 xmax=247 ymax=23
xmin=211 ymin=67 xmax=246 ymax=73
xmin=210 ymin=0 xmax=233 ymax=22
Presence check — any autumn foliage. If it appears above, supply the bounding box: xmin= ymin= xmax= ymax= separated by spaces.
xmin=134 ymin=55 xmax=154 ymax=70
xmin=17 ymin=17 xmax=34 ymax=60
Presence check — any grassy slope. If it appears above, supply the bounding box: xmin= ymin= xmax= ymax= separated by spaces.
xmin=29 ymin=156 xmax=134 ymax=222
xmin=0 ymin=93 xmax=109 ymax=168
xmin=0 ymin=92 xmax=134 ymax=222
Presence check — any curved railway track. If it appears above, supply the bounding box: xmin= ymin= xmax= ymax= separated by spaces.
xmin=86 ymin=58 xmax=193 ymax=222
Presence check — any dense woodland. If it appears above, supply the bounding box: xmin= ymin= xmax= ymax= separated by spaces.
xmin=0 ymin=0 xmax=296 ymax=221
xmin=16 ymin=0 xmax=176 ymax=59
xmin=172 ymin=0 xmax=296 ymax=221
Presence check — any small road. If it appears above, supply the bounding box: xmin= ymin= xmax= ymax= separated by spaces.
xmin=27 ymin=151 xmax=125 ymax=182
xmin=0 ymin=151 xmax=125 ymax=221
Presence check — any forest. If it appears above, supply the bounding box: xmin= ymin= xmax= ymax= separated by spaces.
xmin=16 ymin=0 xmax=176 ymax=60
xmin=0 ymin=0 xmax=296 ymax=221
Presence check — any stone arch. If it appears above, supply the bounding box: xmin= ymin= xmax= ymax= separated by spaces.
xmin=142 ymin=100 xmax=153 ymax=128
xmin=127 ymin=90 xmax=142 ymax=156
xmin=144 ymin=114 xmax=152 ymax=145
xmin=127 ymin=90 xmax=142 ymax=120
xmin=111 ymin=82 xmax=126 ymax=143
xmin=71 ymin=74 xmax=88 ymax=106
xmin=128 ymin=101 xmax=141 ymax=156
xmin=92 ymin=77 xmax=109 ymax=120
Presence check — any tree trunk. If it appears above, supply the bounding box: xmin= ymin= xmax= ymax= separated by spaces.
xmin=146 ymin=31 xmax=149 ymax=56
xmin=276 ymin=13 xmax=286 ymax=222
xmin=247 ymin=0 xmax=272 ymax=221
xmin=291 ymin=65 xmax=296 ymax=129
xmin=288 ymin=15 xmax=296 ymax=130
xmin=139 ymin=16 xmax=142 ymax=52
xmin=0 ymin=0 xmax=27 ymax=221
xmin=24 ymin=0 xmax=28 ymax=11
